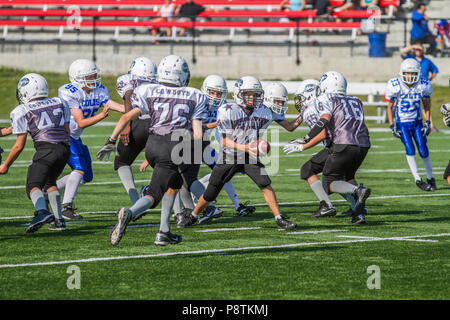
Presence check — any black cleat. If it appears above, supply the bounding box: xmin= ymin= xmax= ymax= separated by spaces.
xmin=176 ymin=210 xmax=199 ymax=228
xmin=154 ymin=230 xmax=182 ymax=246
xmin=342 ymin=207 xmax=368 ymax=216
xmin=62 ymin=202 xmax=83 ymax=220
xmin=199 ymin=206 xmax=223 ymax=224
xmin=349 ymin=213 xmax=366 ymax=225
xmin=236 ymin=203 xmax=256 ymax=217
xmin=26 ymin=210 xmax=55 ymax=233
xmin=309 ymin=201 xmax=337 ymax=218
xmin=276 ymin=214 xmax=297 ymax=230
xmin=416 ymin=179 xmax=432 ymax=191
xmin=353 ymin=185 xmax=371 ymax=215
xmin=110 ymin=208 xmax=132 ymax=246
xmin=48 ymin=218 xmax=66 ymax=231
xmin=427 ymin=178 xmax=436 ymax=191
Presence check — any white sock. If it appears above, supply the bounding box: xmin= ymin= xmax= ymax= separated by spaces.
xmin=56 ymin=174 xmax=70 ymax=190
xmin=224 ymin=181 xmax=240 ymax=210
xmin=48 ymin=190 xmax=63 ymax=220
xmin=62 ymin=171 xmax=83 ymax=204
xmin=422 ymin=156 xmax=433 ymax=180
xmin=118 ymin=166 xmax=139 ymax=204
xmin=406 ymin=155 xmax=421 ymax=181
xmin=30 ymin=189 xmax=46 ymax=211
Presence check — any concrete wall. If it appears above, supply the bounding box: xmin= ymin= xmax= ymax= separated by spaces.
xmin=0 ymin=43 xmax=449 ymax=85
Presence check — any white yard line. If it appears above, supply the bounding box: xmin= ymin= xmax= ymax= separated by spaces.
xmin=287 ymin=229 xmax=348 ymax=235
xmin=336 ymin=235 xmax=438 ymax=243
xmin=195 ymin=227 xmax=261 ymax=232
xmin=0 ymin=232 xmax=448 ymax=269
xmin=1 ymin=193 xmax=450 ymax=221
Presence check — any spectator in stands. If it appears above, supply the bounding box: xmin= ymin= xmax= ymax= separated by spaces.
xmin=410 ymin=3 xmax=436 ymax=55
xmin=332 ymin=0 xmax=360 ymax=13
xmin=279 ymin=0 xmax=307 ymax=11
xmin=400 ymin=43 xmax=439 ymax=81
xmin=312 ymin=0 xmax=331 ymax=17
xmin=175 ymin=0 xmax=216 ymax=37
xmin=359 ymin=0 xmax=379 ymax=9
xmin=151 ymin=0 xmax=177 ymax=44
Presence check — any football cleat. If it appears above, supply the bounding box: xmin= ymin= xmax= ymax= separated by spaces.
xmin=353 ymin=185 xmax=371 ymax=215
xmin=199 ymin=206 xmax=223 ymax=224
xmin=349 ymin=213 xmax=366 ymax=225
xmin=276 ymin=214 xmax=297 ymax=230
xmin=62 ymin=202 xmax=83 ymax=220
xmin=341 ymin=207 xmax=368 ymax=216
xmin=176 ymin=210 xmax=199 ymax=228
xmin=48 ymin=218 xmax=66 ymax=231
xmin=427 ymin=178 xmax=436 ymax=191
xmin=154 ymin=230 xmax=182 ymax=246
xmin=110 ymin=208 xmax=132 ymax=246
xmin=236 ymin=203 xmax=256 ymax=217
xmin=416 ymin=179 xmax=432 ymax=191
xmin=25 ymin=210 xmax=55 ymax=233
xmin=309 ymin=201 xmax=337 ymax=218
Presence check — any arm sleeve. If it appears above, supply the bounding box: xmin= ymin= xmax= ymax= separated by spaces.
xmin=58 ymin=87 xmax=81 ymax=110
xmin=385 ymin=79 xmax=399 ymax=101
xmin=10 ymin=107 xmax=28 ymax=135
xmin=217 ymin=107 xmax=234 ymax=136
xmin=191 ymin=92 xmax=208 ymax=120
xmin=130 ymin=87 xmax=149 ymax=116
xmin=116 ymin=75 xmax=133 ymax=99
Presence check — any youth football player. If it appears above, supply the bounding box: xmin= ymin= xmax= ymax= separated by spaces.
xmin=112 ymin=57 xmax=158 ymax=205
xmin=0 ymin=73 xmax=71 ymax=232
xmin=386 ymin=58 xmax=435 ymax=191
xmin=176 ymin=76 xmax=297 ymax=230
xmin=97 ymin=55 xmax=208 ymax=246
xmin=56 ymin=59 xmax=125 ymax=220
xmin=284 ymin=71 xmax=371 ymax=225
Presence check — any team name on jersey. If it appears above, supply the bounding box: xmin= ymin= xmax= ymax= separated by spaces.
xmin=155 ymin=87 xmax=191 ymax=97
xmin=399 ymin=92 xmax=423 ymax=100
xmin=80 ymin=99 xmax=101 ymax=107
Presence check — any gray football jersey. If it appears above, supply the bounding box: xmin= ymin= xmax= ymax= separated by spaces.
xmin=217 ymin=102 xmax=273 ymax=157
xmin=116 ymin=74 xmax=157 ymax=120
xmin=316 ymin=93 xmax=370 ymax=147
xmin=10 ymin=97 xmax=70 ymax=145
xmin=131 ymin=83 xmax=208 ymax=136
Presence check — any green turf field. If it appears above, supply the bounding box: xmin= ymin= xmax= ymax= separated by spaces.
xmin=0 ymin=68 xmax=449 ymax=301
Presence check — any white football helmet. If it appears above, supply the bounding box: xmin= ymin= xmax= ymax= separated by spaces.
xmin=233 ymin=76 xmax=264 ymax=109
xmin=16 ymin=73 xmax=48 ymax=104
xmin=201 ymin=74 xmax=228 ymax=109
xmin=128 ymin=57 xmax=157 ymax=80
xmin=294 ymin=79 xmax=319 ymax=113
xmin=318 ymin=71 xmax=347 ymax=95
xmin=69 ymin=59 xmax=101 ymax=90
xmin=399 ymin=58 xmax=421 ymax=86
xmin=264 ymin=82 xmax=288 ymax=115
xmin=157 ymin=55 xmax=190 ymax=87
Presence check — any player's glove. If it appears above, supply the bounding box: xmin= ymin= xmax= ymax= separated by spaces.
xmin=390 ymin=124 xmax=402 ymax=139
xmin=0 ymin=146 xmax=3 ymax=165
xmin=422 ymin=120 xmax=431 ymax=137
xmin=440 ymin=103 xmax=450 ymax=116
xmin=444 ymin=114 xmax=450 ymax=127
xmin=96 ymin=137 xmax=117 ymax=161
xmin=283 ymin=142 xmax=304 ymax=154
xmin=289 ymin=137 xmax=308 ymax=144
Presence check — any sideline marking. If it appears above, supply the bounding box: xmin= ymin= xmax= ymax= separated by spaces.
xmin=287 ymin=229 xmax=348 ymax=235
xmin=0 ymin=233 xmax=448 ymax=269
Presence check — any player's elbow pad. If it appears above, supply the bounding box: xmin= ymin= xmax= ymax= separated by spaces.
xmin=306 ymin=118 xmax=329 ymax=141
